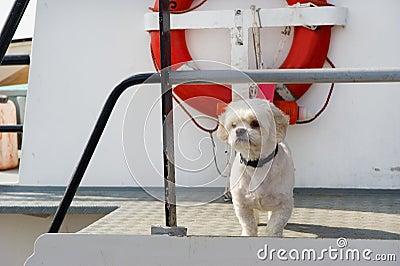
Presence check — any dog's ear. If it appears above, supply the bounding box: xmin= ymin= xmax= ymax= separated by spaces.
xmin=270 ymin=103 xmax=290 ymax=143
xmin=217 ymin=112 xmax=229 ymax=142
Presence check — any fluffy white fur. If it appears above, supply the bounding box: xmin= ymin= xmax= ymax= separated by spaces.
xmin=217 ymin=99 xmax=294 ymax=237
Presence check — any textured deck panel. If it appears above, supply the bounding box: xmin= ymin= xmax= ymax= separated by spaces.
xmin=1 ymin=186 xmax=399 ymax=239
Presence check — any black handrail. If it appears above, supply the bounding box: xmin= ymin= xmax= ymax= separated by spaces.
xmin=48 ymin=73 xmax=159 ymax=233
xmin=50 ymin=0 xmax=178 ymax=233
xmin=1 ymin=54 xmax=30 ymax=65
xmin=0 ymin=0 xmax=179 ymax=233
xmin=0 ymin=0 xmax=30 ymax=64
xmin=0 ymin=125 xmax=23 ymax=132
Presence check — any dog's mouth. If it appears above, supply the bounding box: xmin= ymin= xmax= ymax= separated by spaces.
xmin=236 ymin=135 xmax=248 ymax=141
xmin=235 ymin=136 xmax=253 ymax=145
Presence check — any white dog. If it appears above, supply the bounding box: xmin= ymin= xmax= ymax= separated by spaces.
xmin=217 ymin=98 xmax=294 ymax=237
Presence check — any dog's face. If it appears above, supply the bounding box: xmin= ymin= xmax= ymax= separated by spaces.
xmin=217 ymin=99 xmax=289 ymax=160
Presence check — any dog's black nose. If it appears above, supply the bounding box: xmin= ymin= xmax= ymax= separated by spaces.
xmin=236 ymin=128 xmax=247 ymax=137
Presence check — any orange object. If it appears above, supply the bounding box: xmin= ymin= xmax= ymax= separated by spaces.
xmin=0 ymin=95 xmax=18 ymax=170
xmin=277 ymin=0 xmax=331 ymax=101
xmin=150 ymin=0 xmax=332 ymax=119
xmin=274 ymin=101 xmax=299 ymax=125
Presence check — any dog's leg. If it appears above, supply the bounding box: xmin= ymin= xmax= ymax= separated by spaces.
xmin=224 ymin=172 xmax=232 ymax=201
xmin=223 ymin=145 xmax=232 ymax=201
xmin=267 ymin=211 xmax=272 ymax=223
xmin=234 ymin=205 xmax=258 ymax=236
xmin=265 ymin=203 xmax=293 ymax=237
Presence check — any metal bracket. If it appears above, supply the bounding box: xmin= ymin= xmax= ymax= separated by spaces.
xmin=144 ymin=6 xmax=348 ymax=31
xmin=232 ymin=9 xmax=243 ymax=46
xmin=151 ymin=225 xmax=188 ymax=236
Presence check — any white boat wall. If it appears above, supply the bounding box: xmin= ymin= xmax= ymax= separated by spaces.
xmin=13 ymin=0 xmax=400 ymax=189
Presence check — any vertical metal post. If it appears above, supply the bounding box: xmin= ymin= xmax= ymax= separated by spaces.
xmin=0 ymin=0 xmax=30 ymax=64
xmin=159 ymin=0 xmax=177 ymax=228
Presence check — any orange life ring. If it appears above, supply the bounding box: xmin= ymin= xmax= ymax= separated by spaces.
xmin=150 ymin=0 xmax=332 ymax=117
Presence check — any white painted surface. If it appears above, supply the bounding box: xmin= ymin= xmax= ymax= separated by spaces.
xmin=0 ymin=214 xmax=103 ymax=266
xmin=144 ymin=6 xmax=347 ymax=30
xmin=18 ymin=0 xmax=400 ymax=188
xmin=26 ymin=234 xmax=399 ymax=265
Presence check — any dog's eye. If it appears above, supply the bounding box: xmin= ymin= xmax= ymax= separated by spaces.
xmin=231 ymin=123 xmax=236 ymax=128
xmin=250 ymin=120 xmax=259 ymax=128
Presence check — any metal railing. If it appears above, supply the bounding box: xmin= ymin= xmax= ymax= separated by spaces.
xmin=170 ymin=68 xmax=400 ymax=84
xmin=1 ymin=54 xmax=30 ymax=65
xmin=1 ymin=0 xmax=399 ymax=234
xmin=47 ymin=66 xmax=400 ymax=233
xmin=0 ymin=0 xmax=30 ymax=64
xmin=48 ymin=73 xmax=158 ymax=233
xmin=0 ymin=0 xmax=31 ymax=134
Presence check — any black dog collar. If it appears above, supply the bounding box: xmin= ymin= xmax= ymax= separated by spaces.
xmin=240 ymin=144 xmax=279 ymax=168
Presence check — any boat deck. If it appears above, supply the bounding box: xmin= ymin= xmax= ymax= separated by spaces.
xmin=1 ymin=186 xmax=399 ymax=239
